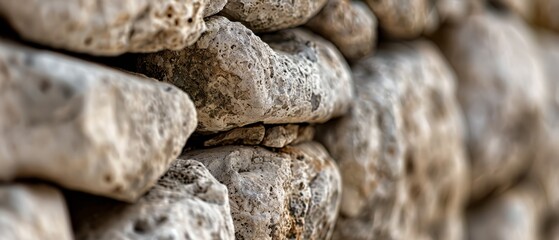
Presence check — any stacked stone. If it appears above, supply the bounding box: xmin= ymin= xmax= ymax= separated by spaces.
xmin=1 ymin=0 xmax=559 ymax=240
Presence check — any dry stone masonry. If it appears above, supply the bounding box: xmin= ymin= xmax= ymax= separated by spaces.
xmin=1 ymin=0 xmax=559 ymax=240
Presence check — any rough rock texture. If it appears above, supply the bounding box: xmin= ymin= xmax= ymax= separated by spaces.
xmin=0 ymin=0 xmax=207 ymax=55
xmin=318 ymin=41 xmax=468 ymax=240
xmin=436 ymin=12 xmax=546 ymax=200
xmin=0 ymin=40 xmax=197 ymax=201
xmin=204 ymin=125 xmax=266 ymax=146
xmin=0 ymin=184 xmax=72 ymax=240
xmin=135 ymin=16 xmax=353 ymax=132
xmin=305 ymin=0 xmax=377 ymax=61
xmin=70 ymin=159 xmax=235 ymax=240
xmin=202 ymin=124 xmax=315 ymax=148
xmin=204 ymin=0 xmax=228 ymax=17
xmin=183 ymin=142 xmax=342 ymax=240
xmin=467 ymin=183 xmax=544 ymax=240
xmin=221 ymin=0 xmax=327 ymax=32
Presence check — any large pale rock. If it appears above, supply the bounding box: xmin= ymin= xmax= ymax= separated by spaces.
xmin=0 ymin=40 xmax=197 ymax=202
xmin=0 ymin=184 xmax=72 ymax=240
xmin=436 ymin=12 xmax=546 ymax=200
xmin=318 ymin=41 xmax=468 ymax=240
xmin=221 ymin=0 xmax=327 ymax=32
xmin=135 ymin=16 xmax=353 ymax=132
xmin=70 ymin=159 xmax=235 ymax=240
xmin=183 ymin=142 xmax=342 ymax=240
xmin=467 ymin=183 xmax=544 ymax=240
xmin=0 ymin=0 xmax=206 ymax=55
xmin=305 ymin=0 xmax=377 ymax=61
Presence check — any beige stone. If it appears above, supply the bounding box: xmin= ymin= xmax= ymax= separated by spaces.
xmin=183 ymin=142 xmax=341 ymax=240
xmin=0 ymin=184 xmax=72 ymax=240
xmin=318 ymin=41 xmax=468 ymax=240
xmin=467 ymin=183 xmax=544 ymax=240
xmin=221 ymin=0 xmax=327 ymax=32
xmin=135 ymin=16 xmax=353 ymax=132
xmin=0 ymin=0 xmax=206 ymax=55
xmin=202 ymin=124 xmax=315 ymax=148
xmin=204 ymin=0 xmax=228 ymax=16
xmin=306 ymin=0 xmax=377 ymax=60
xmin=0 ymin=40 xmax=197 ymax=202
xmin=70 ymin=159 xmax=234 ymax=240
xmin=436 ymin=12 xmax=546 ymax=200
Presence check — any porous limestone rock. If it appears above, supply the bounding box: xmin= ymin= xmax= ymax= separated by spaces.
xmin=135 ymin=16 xmax=353 ymax=132
xmin=436 ymin=12 xmax=546 ymax=200
xmin=221 ymin=0 xmax=327 ymax=32
xmin=0 ymin=40 xmax=197 ymax=202
xmin=183 ymin=142 xmax=342 ymax=240
xmin=318 ymin=41 xmax=467 ymax=240
xmin=0 ymin=184 xmax=72 ymax=240
xmin=202 ymin=124 xmax=315 ymax=148
xmin=467 ymin=183 xmax=544 ymax=240
xmin=0 ymin=0 xmax=206 ymax=55
xmin=305 ymin=0 xmax=377 ymax=61
xmin=204 ymin=0 xmax=228 ymax=17
xmin=70 ymin=159 xmax=235 ymax=240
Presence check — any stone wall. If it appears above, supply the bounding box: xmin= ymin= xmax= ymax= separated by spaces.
xmin=0 ymin=0 xmax=558 ymax=239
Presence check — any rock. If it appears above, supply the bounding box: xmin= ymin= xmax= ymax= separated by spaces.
xmin=0 ymin=184 xmax=72 ymax=240
xmin=183 ymin=142 xmax=341 ymax=239
xmin=0 ymin=40 xmax=197 ymax=202
xmin=204 ymin=0 xmax=228 ymax=17
xmin=70 ymin=159 xmax=235 ymax=240
xmin=364 ymin=0 xmax=430 ymax=38
xmin=534 ymin=0 xmax=559 ymax=32
xmin=0 ymin=0 xmax=207 ymax=55
xmin=317 ymin=41 xmax=468 ymax=239
xmin=135 ymin=16 xmax=353 ymax=132
xmin=201 ymin=124 xmax=315 ymax=148
xmin=305 ymin=0 xmax=377 ymax=61
xmin=435 ymin=12 xmax=546 ymax=200
xmin=221 ymin=0 xmax=327 ymax=32
xmin=467 ymin=183 xmax=544 ymax=240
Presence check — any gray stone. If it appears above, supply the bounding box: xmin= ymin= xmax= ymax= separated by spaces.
xmin=0 ymin=184 xmax=72 ymax=240
xmin=183 ymin=142 xmax=341 ymax=240
xmin=204 ymin=0 xmax=228 ymax=17
xmin=135 ymin=16 xmax=353 ymax=132
xmin=261 ymin=124 xmax=300 ymax=148
xmin=0 ymin=0 xmax=207 ymax=55
xmin=306 ymin=0 xmax=377 ymax=60
xmin=436 ymin=12 xmax=547 ymax=200
xmin=0 ymin=40 xmax=197 ymax=202
xmin=71 ymin=159 xmax=235 ymax=240
xmin=221 ymin=0 xmax=327 ymax=32
xmin=467 ymin=183 xmax=544 ymax=240
xmin=318 ymin=41 xmax=468 ymax=240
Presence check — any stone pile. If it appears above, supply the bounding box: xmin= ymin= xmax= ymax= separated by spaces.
xmin=0 ymin=0 xmax=558 ymax=239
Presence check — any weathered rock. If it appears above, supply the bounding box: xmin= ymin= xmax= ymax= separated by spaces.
xmin=0 ymin=0 xmax=206 ymax=55
xmin=436 ymin=12 xmax=546 ymax=200
xmin=0 ymin=184 xmax=72 ymax=240
xmin=534 ymin=0 xmax=559 ymax=32
xmin=183 ymin=142 xmax=342 ymax=239
xmin=204 ymin=0 xmax=228 ymax=17
xmin=135 ymin=16 xmax=353 ymax=132
xmin=202 ymin=124 xmax=315 ymax=148
xmin=0 ymin=40 xmax=197 ymax=202
xmin=305 ymin=0 xmax=377 ymax=61
xmin=221 ymin=0 xmax=327 ymax=32
xmin=467 ymin=183 xmax=544 ymax=240
xmin=70 ymin=159 xmax=235 ymax=240
xmin=318 ymin=41 xmax=468 ymax=239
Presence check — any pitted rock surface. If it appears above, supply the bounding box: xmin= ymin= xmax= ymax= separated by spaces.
xmin=0 ymin=40 xmax=197 ymax=202
xmin=436 ymin=12 xmax=546 ymax=200
xmin=70 ymin=159 xmax=235 ymax=240
xmin=135 ymin=16 xmax=353 ymax=132
xmin=0 ymin=0 xmax=206 ymax=55
xmin=318 ymin=41 xmax=467 ymax=240
xmin=183 ymin=142 xmax=341 ymax=240
xmin=204 ymin=0 xmax=228 ymax=17
xmin=221 ymin=0 xmax=327 ymax=32
xmin=0 ymin=184 xmax=72 ymax=240
xmin=306 ymin=0 xmax=377 ymax=61
xmin=467 ymin=183 xmax=544 ymax=240
xmin=203 ymin=124 xmax=315 ymax=148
